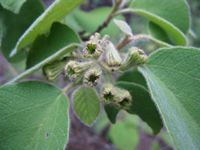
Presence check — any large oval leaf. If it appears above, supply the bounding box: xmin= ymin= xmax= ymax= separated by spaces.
xmin=11 ymin=0 xmax=83 ymax=57
xmin=130 ymin=0 xmax=190 ymax=45
xmin=73 ymin=87 xmax=100 ymax=126
xmin=0 ymin=81 xmax=70 ymax=150
xmin=139 ymin=47 xmax=200 ymax=150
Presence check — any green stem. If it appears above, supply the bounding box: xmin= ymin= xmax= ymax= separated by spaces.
xmin=62 ymin=82 xmax=75 ymax=93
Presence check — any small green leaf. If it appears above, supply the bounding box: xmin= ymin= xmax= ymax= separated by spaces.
xmin=27 ymin=22 xmax=80 ymax=68
xmin=73 ymin=7 xmax=124 ymax=36
xmin=0 ymin=0 xmax=27 ymax=13
xmin=73 ymin=87 xmax=100 ymax=126
xmin=11 ymin=0 xmax=83 ymax=57
xmin=130 ymin=0 xmax=190 ymax=45
xmin=116 ymin=82 xmax=162 ymax=134
xmin=139 ymin=47 xmax=200 ymax=149
xmin=0 ymin=81 xmax=70 ymax=150
xmin=0 ymin=0 xmax=44 ymax=61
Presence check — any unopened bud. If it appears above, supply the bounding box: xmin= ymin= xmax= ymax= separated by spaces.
xmin=65 ymin=60 xmax=93 ymax=81
xmin=83 ymin=67 xmax=102 ymax=86
xmin=102 ymin=84 xmax=132 ymax=110
xmin=102 ymin=84 xmax=115 ymax=104
xmin=113 ymin=87 xmax=132 ymax=110
xmin=121 ymin=47 xmax=147 ymax=70
xmin=83 ymin=33 xmax=103 ymax=58
xmin=43 ymin=60 xmax=65 ymax=81
xmin=101 ymin=37 xmax=122 ymax=71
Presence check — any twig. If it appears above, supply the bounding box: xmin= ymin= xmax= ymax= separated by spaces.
xmin=83 ymin=0 xmax=123 ymax=40
xmin=116 ymin=34 xmax=172 ymax=50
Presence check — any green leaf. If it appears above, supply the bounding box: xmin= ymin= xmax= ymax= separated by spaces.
xmin=108 ymin=114 xmax=140 ymax=150
xmin=73 ymin=87 xmax=100 ymax=126
xmin=0 ymin=0 xmax=44 ymax=61
xmin=130 ymin=0 xmax=190 ymax=45
xmin=11 ymin=0 xmax=83 ymax=57
xmin=0 ymin=81 xmax=69 ymax=150
xmin=139 ymin=47 xmax=200 ymax=149
xmin=73 ymin=7 xmax=124 ymax=37
xmin=26 ymin=22 xmax=80 ymax=68
xmin=0 ymin=0 xmax=26 ymax=13
xmin=117 ymin=82 xmax=162 ymax=134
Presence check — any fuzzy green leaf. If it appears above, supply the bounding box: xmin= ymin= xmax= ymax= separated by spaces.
xmin=139 ymin=47 xmax=200 ymax=149
xmin=73 ymin=87 xmax=100 ymax=126
xmin=0 ymin=81 xmax=70 ymax=150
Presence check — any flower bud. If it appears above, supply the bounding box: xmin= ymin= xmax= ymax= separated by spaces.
xmin=43 ymin=60 xmax=65 ymax=81
xmin=83 ymin=67 xmax=102 ymax=86
xmin=113 ymin=87 xmax=132 ymax=110
xmin=65 ymin=60 xmax=93 ymax=81
xmin=102 ymin=84 xmax=132 ymax=110
xmin=100 ymin=37 xmax=122 ymax=71
xmin=102 ymin=84 xmax=115 ymax=104
xmin=82 ymin=33 xmax=103 ymax=58
xmin=121 ymin=47 xmax=147 ymax=70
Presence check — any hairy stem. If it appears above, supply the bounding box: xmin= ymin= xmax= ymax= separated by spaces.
xmin=117 ymin=34 xmax=172 ymax=50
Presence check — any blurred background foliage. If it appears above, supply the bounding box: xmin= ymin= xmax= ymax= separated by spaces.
xmin=0 ymin=0 xmax=199 ymax=150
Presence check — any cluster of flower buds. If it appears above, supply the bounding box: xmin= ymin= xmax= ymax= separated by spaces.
xmin=43 ymin=60 xmax=66 ymax=81
xmin=102 ymin=84 xmax=132 ymax=110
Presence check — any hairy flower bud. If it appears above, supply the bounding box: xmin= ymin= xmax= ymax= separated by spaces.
xmin=102 ymin=84 xmax=115 ymax=104
xmin=83 ymin=33 xmax=103 ymax=58
xmin=121 ymin=47 xmax=147 ymax=70
xmin=43 ymin=60 xmax=65 ymax=81
xmin=65 ymin=60 xmax=93 ymax=81
xmin=83 ymin=67 xmax=102 ymax=86
xmin=102 ymin=84 xmax=132 ymax=110
xmin=100 ymin=36 xmax=122 ymax=71
xmin=113 ymin=87 xmax=132 ymax=110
